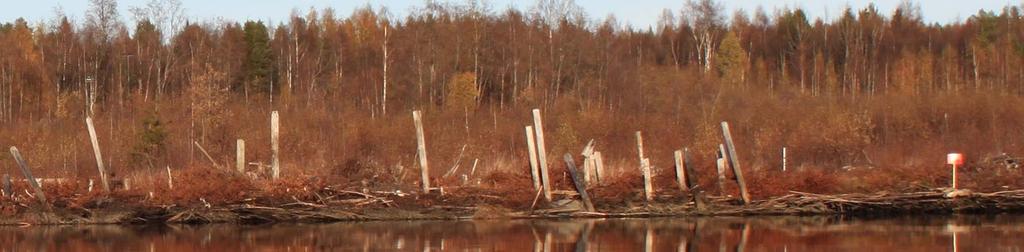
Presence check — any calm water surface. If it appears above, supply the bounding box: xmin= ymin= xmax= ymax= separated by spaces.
xmin=2 ymin=215 xmax=1022 ymax=251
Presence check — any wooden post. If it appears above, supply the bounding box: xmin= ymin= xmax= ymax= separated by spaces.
xmin=716 ymin=144 xmax=728 ymax=194
xmin=236 ymin=139 xmax=246 ymax=173
xmin=532 ymin=109 xmax=552 ymax=201
xmin=563 ymin=154 xmax=595 ymax=212
xmin=580 ymin=139 xmax=595 ymax=185
xmin=166 ymin=166 xmax=174 ymax=190
xmin=952 ymin=163 xmax=958 ymax=189
xmin=587 ymin=154 xmax=598 ymax=184
xmin=525 ymin=126 xmax=541 ymax=191
xmin=636 ymin=131 xmax=653 ymax=202
xmin=782 ymin=146 xmax=790 ymax=172
xmin=643 ymin=158 xmax=653 ymax=202
xmin=271 ymin=111 xmax=281 ymax=180
xmin=9 ymin=147 xmax=47 ymax=206
xmin=682 ymin=148 xmax=707 ymax=210
xmin=593 ymin=151 xmax=605 ymax=184
xmin=86 ymin=117 xmax=110 ymax=192
xmin=1 ymin=174 xmax=9 ymax=197
xmin=413 ymin=110 xmax=431 ymax=193
xmin=674 ymin=150 xmax=687 ymax=192
xmin=721 ymin=122 xmax=751 ymax=204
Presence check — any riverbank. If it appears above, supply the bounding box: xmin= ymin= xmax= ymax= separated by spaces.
xmin=3 ymin=187 xmax=1024 ymax=225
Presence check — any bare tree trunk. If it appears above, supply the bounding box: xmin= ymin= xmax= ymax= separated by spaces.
xmin=382 ymin=25 xmax=389 ymax=116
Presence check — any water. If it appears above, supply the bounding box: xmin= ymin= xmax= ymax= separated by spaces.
xmin=3 ymin=215 xmax=1023 ymax=251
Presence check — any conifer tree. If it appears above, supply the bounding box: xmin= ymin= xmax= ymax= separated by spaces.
xmin=715 ymin=31 xmax=748 ymax=85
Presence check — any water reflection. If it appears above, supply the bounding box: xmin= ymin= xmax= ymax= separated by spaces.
xmin=2 ymin=215 xmax=1023 ymax=251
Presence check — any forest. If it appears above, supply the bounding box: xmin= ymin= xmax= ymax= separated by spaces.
xmin=1 ymin=0 xmax=1024 ymax=204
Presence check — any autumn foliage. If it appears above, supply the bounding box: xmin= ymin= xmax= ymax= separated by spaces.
xmin=0 ymin=0 xmax=1023 ymax=207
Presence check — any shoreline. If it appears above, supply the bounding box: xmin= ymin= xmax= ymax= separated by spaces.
xmin=3 ymin=188 xmax=1023 ymax=226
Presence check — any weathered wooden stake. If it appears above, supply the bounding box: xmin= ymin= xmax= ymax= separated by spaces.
xmin=716 ymin=144 xmax=728 ymax=194
xmin=643 ymin=158 xmax=653 ymax=201
xmin=593 ymin=151 xmax=605 ymax=184
xmin=413 ymin=110 xmax=431 ymax=193
xmin=9 ymin=147 xmax=47 ymax=206
xmin=1 ymin=174 xmax=9 ymax=197
xmin=86 ymin=117 xmax=110 ymax=192
xmin=952 ymin=163 xmax=958 ymax=189
xmin=236 ymin=139 xmax=246 ymax=173
xmin=271 ymin=111 xmax=281 ymax=180
xmin=636 ymin=131 xmax=653 ymax=202
xmin=166 ymin=166 xmax=174 ymax=190
xmin=782 ymin=147 xmax=787 ymax=172
xmin=563 ymin=154 xmax=595 ymax=212
xmin=674 ymin=150 xmax=687 ymax=192
xmin=721 ymin=122 xmax=752 ymax=204
xmin=525 ymin=126 xmax=541 ymax=191
xmin=682 ymin=148 xmax=707 ymax=210
xmin=580 ymin=139 xmax=595 ymax=185
xmin=532 ymin=109 xmax=552 ymax=201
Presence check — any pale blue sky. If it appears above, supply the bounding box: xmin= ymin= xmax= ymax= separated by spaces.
xmin=0 ymin=0 xmax=1015 ymax=28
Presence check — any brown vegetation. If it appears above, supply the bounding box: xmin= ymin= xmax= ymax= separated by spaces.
xmin=0 ymin=0 xmax=1022 ymax=215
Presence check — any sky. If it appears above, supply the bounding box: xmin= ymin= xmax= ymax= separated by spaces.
xmin=0 ymin=0 xmax=1015 ymax=29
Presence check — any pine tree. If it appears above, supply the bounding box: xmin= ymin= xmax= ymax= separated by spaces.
xmin=242 ymin=21 xmax=274 ymax=96
xmin=715 ymin=31 xmax=748 ymax=85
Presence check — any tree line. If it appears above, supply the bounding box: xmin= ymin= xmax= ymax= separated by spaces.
xmin=2 ymin=0 xmax=1024 ymax=178
xmin=2 ymin=0 xmax=1022 ymax=119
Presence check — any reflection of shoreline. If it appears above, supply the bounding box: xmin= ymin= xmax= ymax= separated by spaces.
xmin=1 ymin=215 xmax=1023 ymax=251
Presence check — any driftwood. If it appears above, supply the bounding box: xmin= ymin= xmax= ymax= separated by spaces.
xmin=716 ymin=189 xmax=1024 ymax=215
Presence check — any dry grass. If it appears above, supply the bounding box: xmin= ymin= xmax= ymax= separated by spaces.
xmin=0 ymin=81 xmax=1021 ymax=208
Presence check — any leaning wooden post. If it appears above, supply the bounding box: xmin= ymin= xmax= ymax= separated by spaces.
xmin=636 ymin=131 xmax=653 ymax=202
xmin=236 ymin=139 xmax=246 ymax=173
xmin=193 ymin=141 xmax=220 ymax=168
xmin=563 ymin=154 xmax=595 ymax=212
xmin=413 ymin=110 xmax=431 ymax=193
xmin=532 ymin=109 xmax=552 ymax=201
xmin=525 ymin=126 xmax=541 ymax=191
xmin=271 ymin=111 xmax=281 ymax=180
xmin=166 ymin=166 xmax=174 ymax=190
xmin=721 ymin=122 xmax=751 ymax=204
xmin=10 ymin=147 xmax=47 ymax=206
xmin=673 ymin=150 xmax=687 ymax=192
xmin=86 ymin=117 xmax=111 ymax=192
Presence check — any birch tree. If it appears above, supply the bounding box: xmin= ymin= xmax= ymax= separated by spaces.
xmin=682 ymin=0 xmax=724 ymax=73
